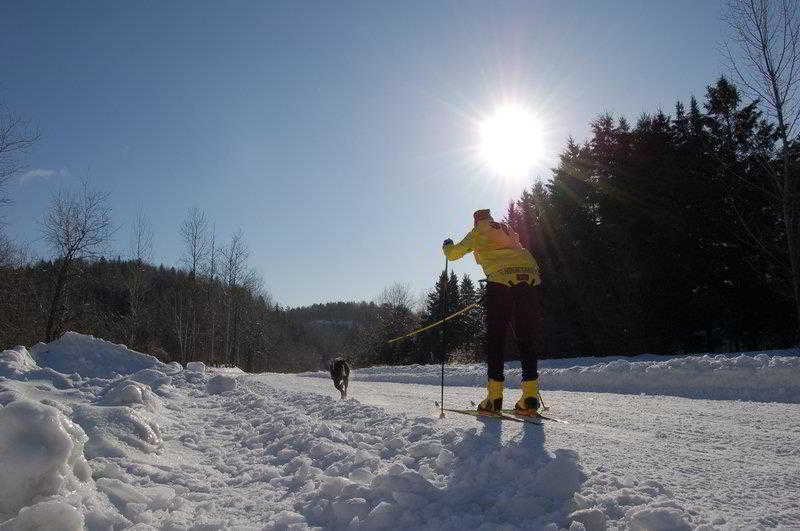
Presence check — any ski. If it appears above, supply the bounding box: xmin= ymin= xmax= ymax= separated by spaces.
xmin=501 ymin=409 xmax=565 ymax=423
xmin=442 ymin=408 xmax=542 ymax=424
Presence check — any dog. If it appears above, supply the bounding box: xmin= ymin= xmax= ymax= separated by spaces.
xmin=329 ymin=357 xmax=350 ymax=399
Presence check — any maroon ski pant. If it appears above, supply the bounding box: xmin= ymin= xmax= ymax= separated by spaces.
xmin=485 ymin=281 xmax=543 ymax=382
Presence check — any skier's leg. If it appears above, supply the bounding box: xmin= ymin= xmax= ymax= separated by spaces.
xmin=478 ymin=282 xmax=512 ymax=412
xmin=512 ymin=283 xmax=544 ymax=413
xmin=513 ymin=282 xmax=543 ymax=381
xmin=485 ymin=281 xmax=513 ymax=381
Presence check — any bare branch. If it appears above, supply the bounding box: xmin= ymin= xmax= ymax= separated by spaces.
xmin=180 ymin=207 xmax=210 ymax=277
xmin=38 ymin=179 xmax=115 ymax=340
xmin=222 ymin=228 xmax=249 ymax=288
xmin=0 ymin=104 xmax=40 ymax=207
xmin=376 ymin=282 xmax=416 ymax=309
xmin=129 ymin=209 xmax=154 ymax=263
xmin=40 ymin=179 xmax=115 ymax=260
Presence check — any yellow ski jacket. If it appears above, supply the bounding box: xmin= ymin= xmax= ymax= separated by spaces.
xmin=443 ymin=219 xmax=541 ymax=286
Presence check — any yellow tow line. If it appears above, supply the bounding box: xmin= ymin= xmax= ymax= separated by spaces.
xmin=387 ymin=302 xmax=480 ymax=344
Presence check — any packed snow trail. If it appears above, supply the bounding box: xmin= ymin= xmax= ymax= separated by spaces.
xmin=254 ymin=372 xmax=800 ymax=529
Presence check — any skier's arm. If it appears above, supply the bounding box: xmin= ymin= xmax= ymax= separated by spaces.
xmin=443 ymin=230 xmax=475 ymax=261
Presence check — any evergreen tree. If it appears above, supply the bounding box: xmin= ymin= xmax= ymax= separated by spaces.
xmin=458 ymin=274 xmax=483 ymax=359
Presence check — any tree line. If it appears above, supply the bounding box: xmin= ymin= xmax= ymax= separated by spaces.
xmin=1 ymin=76 xmax=797 ymax=372
xmin=2 ymin=0 xmax=799 ymax=368
xmin=0 ymin=200 xmax=321 ymax=372
xmin=318 ymin=77 xmax=800 ymax=365
xmin=501 ymin=78 xmax=797 ymax=356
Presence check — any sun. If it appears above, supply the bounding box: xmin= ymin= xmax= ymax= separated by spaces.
xmin=478 ymin=103 xmax=544 ymax=178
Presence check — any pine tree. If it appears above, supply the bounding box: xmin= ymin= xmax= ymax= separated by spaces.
xmin=458 ymin=274 xmax=482 ymax=359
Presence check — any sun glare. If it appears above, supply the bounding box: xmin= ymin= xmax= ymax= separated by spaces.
xmin=478 ymin=103 xmax=544 ymax=178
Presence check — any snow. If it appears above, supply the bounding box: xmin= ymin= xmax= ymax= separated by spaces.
xmin=186 ymin=361 xmax=207 ymax=373
xmin=4 ymin=500 xmax=85 ymax=531
xmin=298 ymin=349 xmax=800 ymax=403
xmin=0 ymin=400 xmax=91 ymax=516
xmin=0 ymin=345 xmax=38 ymax=376
xmin=31 ymin=331 xmax=167 ymax=379
xmin=0 ymin=331 xmax=798 ymax=529
xmin=207 ymin=374 xmax=239 ymax=394
xmin=97 ymin=379 xmax=162 ymax=411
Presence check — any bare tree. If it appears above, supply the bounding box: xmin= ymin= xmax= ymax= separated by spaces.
xmin=0 ymin=231 xmax=14 ymax=269
xmin=180 ymin=207 xmax=210 ymax=277
xmin=176 ymin=207 xmax=212 ymax=360
xmin=222 ymin=229 xmax=249 ymax=366
xmin=0 ymin=103 xmax=39 ymax=261
xmin=40 ymin=180 xmax=114 ymax=341
xmin=207 ymin=226 xmax=219 ymax=364
xmin=377 ymin=282 xmax=417 ymax=309
xmin=724 ymin=0 xmax=800 ymax=338
xmin=126 ymin=209 xmax=154 ymax=345
xmin=130 ymin=209 xmax=154 ymax=264
xmin=0 ymin=104 xmax=39 ymax=208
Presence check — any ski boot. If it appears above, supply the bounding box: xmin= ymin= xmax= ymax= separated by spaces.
xmin=514 ymin=379 xmax=540 ymax=416
xmin=477 ymin=379 xmax=504 ymax=413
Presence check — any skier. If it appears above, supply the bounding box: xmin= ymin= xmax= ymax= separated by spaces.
xmin=329 ymin=357 xmax=350 ymax=399
xmin=443 ymin=208 xmax=543 ymax=416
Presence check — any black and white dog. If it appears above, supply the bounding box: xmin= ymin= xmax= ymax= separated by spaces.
xmin=329 ymin=357 xmax=350 ymax=399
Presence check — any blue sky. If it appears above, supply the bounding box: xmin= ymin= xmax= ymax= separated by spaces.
xmin=1 ymin=1 xmax=727 ymax=307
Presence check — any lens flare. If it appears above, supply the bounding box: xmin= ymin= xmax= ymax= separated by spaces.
xmin=478 ymin=103 xmax=544 ymax=178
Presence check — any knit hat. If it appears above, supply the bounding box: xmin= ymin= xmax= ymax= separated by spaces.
xmin=473 ymin=209 xmax=491 ymax=224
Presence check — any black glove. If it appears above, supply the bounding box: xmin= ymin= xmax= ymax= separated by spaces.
xmin=443 ymin=238 xmax=453 ymax=246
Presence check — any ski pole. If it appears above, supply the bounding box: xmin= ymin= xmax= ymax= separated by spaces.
xmin=386 ymin=302 xmax=479 ymax=343
xmin=440 ymin=256 xmax=448 ymax=419
xmin=538 ymin=389 xmax=549 ymax=411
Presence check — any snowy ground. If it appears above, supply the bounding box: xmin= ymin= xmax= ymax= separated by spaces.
xmin=1 ymin=332 xmax=799 ymax=530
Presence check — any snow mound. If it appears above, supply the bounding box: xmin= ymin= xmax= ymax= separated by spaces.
xmin=0 ymin=400 xmax=91 ymax=517
xmin=0 ymin=346 xmax=38 ymax=377
xmin=71 ymin=405 xmax=163 ymax=458
xmin=570 ymin=471 xmax=694 ymax=530
xmin=5 ymin=500 xmax=85 ymax=531
xmin=0 ymin=346 xmax=77 ymax=389
xmin=544 ymin=353 xmax=800 ymax=403
xmin=128 ymin=368 xmax=172 ymax=391
xmin=207 ymin=374 xmax=238 ymax=394
xmin=31 ymin=332 xmax=167 ymax=379
xmin=186 ymin=361 xmax=206 ymax=373
xmin=164 ymin=361 xmax=183 ymax=375
xmin=94 ymin=479 xmax=179 ymax=526
xmin=97 ymin=379 xmax=162 ymax=412
xmin=306 ymin=350 xmax=800 ymax=403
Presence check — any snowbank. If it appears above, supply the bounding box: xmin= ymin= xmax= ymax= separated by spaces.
xmin=541 ymin=352 xmax=800 ymax=403
xmin=299 ymin=349 xmax=800 ymax=403
xmin=128 ymin=368 xmax=173 ymax=391
xmin=72 ymin=405 xmax=163 ymax=458
xmin=31 ymin=332 xmax=167 ymax=379
xmin=0 ymin=334 xmax=172 ymax=528
xmin=3 ymin=499 xmax=85 ymax=531
xmin=0 ymin=400 xmax=91 ymax=517
xmin=96 ymin=379 xmax=162 ymax=411
xmin=207 ymin=373 xmax=238 ymax=394
xmin=186 ymin=361 xmax=206 ymax=373
xmin=0 ymin=345 xmax=37 ymax=377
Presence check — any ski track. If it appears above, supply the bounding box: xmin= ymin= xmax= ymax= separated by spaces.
xmin=253 ymin=373 xmax=800 ymax=529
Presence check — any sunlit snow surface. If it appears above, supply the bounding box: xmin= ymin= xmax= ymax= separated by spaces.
xmin=0 ymin=332 xmax=798 ymax=529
